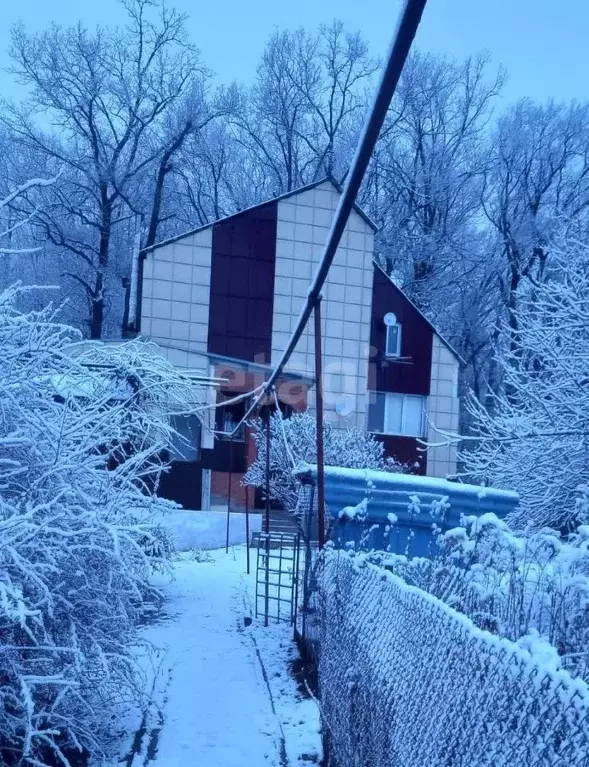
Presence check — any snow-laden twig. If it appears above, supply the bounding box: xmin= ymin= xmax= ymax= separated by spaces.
xmin=0 ymin=175 xmax=61 ymax=256
xmin=0 ymin=285 xmax=205 ymax=765
xmin=459 ymin=234 xmax=589 ymax=532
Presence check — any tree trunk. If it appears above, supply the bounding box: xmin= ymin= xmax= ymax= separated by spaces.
xmin=90 ymin=271 xmax=105 ymax=339
xmin=146 ymin=121 xmax=193 ymax=249
xmin=146 ymin=160 xmax=169 ymax=249
xmin=91 ymin=192 xmax=112 ymax=339
xmin=507 ymin=264 xmax=520 ymax=353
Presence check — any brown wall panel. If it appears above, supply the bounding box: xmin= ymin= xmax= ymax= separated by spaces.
xmin=211 ymin=471 xmax=247 ymax=508
xmin=369 ymin=268 xmax=433 ymax=396
xmin=208 ymin=202 xmax=277 ymax=363
xmin=373 ymin=434 xmax=427 ymax=476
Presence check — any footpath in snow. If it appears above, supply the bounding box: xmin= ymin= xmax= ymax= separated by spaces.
xmin=118 ymin=547 xmax=322 ymax=767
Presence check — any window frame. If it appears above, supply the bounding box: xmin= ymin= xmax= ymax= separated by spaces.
xmin=215 ymin=396 xmax=247 ymax=442
xmin=169 ymin=414 xmax=202 ymax=463
xmin=369 ymin=392 xmax=427 ymax=438
xmin=384 ymin=316 xmax=402 ymax=358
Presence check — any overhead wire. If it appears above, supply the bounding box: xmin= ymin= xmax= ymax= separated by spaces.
xmin=272 ymin=389 xmax=297 ymax=469
xmin=224 ymin=0 xmax=429 ymax=439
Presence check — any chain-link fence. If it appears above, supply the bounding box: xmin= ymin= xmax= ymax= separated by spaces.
xmin=318 ymin=550 xmax=589 ymax=767
xmin=294 ymin=535 xmax=320 ymax=651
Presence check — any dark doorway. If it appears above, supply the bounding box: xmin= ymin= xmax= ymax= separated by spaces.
xmin=158 ymin=414 xmax=203 ymax=510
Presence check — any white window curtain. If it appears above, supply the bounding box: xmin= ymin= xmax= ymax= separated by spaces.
xmin=402 ymin=395 xmax=425 ymax=436
xmin=384 ymin=393 xmax=403 ymax=433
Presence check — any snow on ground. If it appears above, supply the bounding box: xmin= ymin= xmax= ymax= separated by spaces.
xmin=115 ymin=547 xmax=321 ymax=767
xmin=155 ymin=509 xmax=263 ymax=551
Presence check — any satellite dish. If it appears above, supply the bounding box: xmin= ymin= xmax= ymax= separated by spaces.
xmin=384 ymin=312 xmax=397 ymax=327
xmin=335 ymin=396 xmax=354 ymax=416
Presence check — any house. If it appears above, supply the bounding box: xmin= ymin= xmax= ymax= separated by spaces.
xmin=136 ymin=178 xmax=461 ymax=511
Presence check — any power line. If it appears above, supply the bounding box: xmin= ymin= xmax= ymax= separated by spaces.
xmin=228 ymin=0 xmax=429 ymax=437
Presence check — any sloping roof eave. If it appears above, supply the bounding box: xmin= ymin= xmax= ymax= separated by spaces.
xmin=373 ymin=262 xmax=466 ymax=366
xmin=141 ymin=177 xmax=378 ymax=256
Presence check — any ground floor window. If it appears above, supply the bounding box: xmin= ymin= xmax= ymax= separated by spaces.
xmin=169 ymin=414 xmax=201 ymax=462
xmin=215 ymin=394 xmax=247 ymax=440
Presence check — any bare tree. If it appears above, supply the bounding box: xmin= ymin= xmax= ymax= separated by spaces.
xmin=232 ymin=22 xmax=376 ymax=195
xmin=165 ymin=106 xmax=255 ymax=230
xmin=141 ymin=84 xmax=237 ymax=249
xmin=365 ymin=52 xmax=504 ymax=308
xmin=357 ymin=52 xmax=505 ymax=404
xmin=4 ymin=0 xmax=209 ymax=338
xmin=482 ymin=99 xmax=589 ymax=349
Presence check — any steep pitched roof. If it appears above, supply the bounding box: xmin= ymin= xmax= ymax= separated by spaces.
xmin=373 ymin=262 xmax=465 ymax=366
xmin=141 ymin=177 xmax=378 ymax=255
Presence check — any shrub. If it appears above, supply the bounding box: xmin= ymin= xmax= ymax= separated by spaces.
xmin=243 ymin=411 xmax=405 ymax=513
xmin=380 ymin=509 xmax=589 ymax=682
xmin=0 ymin=286 xmax=203 ymax=765
xmin=460 ymin=237 xmax=589 ymax=533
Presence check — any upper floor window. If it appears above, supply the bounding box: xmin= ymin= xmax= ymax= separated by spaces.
xmin=384 ymin=312 xmax=401 ymax=357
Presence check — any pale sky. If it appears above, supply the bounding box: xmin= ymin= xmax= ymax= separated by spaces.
xmin=0 ymin=0 xmax=587 ymax=105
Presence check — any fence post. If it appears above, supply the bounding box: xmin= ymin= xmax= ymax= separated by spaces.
xmin=225 ymin=434 xmax=234 ymax=553
xmin=264 ymin=403 xmax=271 ymax=626
xmin=314 ymin=298 xmax=326 ymax=549
xmin=245 ymin=483 xmax=250 ymax=575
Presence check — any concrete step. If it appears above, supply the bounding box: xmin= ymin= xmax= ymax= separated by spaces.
xmin=262 ymin=510 xmax=299 ymax=534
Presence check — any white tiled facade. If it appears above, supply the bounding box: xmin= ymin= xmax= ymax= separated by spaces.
xmin=427 ymin=335 xmax=460 ymax=477
xmin=138 ymin=179 xmax=462 ymax=478
xmin=141 ymin=228 xmax=212 ymax=361
xmin=272 ymin=181 xmax=373 ymax=430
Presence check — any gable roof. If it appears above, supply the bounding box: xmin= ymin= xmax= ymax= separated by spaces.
xmin=373 ymin=262 xmax=465 ymax=366
xmin=141 ymin=177 xmax=378 ymax=255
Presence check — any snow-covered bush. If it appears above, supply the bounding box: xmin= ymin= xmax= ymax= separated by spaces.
xmin=460 ymin=236 xmax=589 ymax=533
xmin=382 ymin=511 xmax=589 ymax=682
xmin=0 ymin=286 xmax=203 ymax=765
xmin=243 ymin=411 xmax=405 ymax=512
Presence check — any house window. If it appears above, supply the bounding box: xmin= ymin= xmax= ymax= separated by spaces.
xmin=384 ymin=313 xmax=401 ymax=357
xmin=169 ymin=414 xmax=201 ymax=462
xmin=368 ymin=392 xmax=427 ymax=438
xmin=215 ymin=396 xmax=246 ymax=441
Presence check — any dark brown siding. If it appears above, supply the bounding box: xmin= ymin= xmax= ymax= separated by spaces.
xmin=211 ymin=471 xmax=248 ymax=509
xmin=373 ymin=434 xmax=427 ymax=475
xmin=208 ymin=202 xmax=277 ymax=363
xmin=368 ymin=268 xmax=433 ymax=395
xmin=200 ymin=442 xmax=247 ymax=474
xmin=158 ymin=462 xmax=203 ymax=510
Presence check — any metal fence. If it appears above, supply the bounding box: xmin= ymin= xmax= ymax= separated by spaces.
xmin=318 ymin=550 xmax=589 ymax=767
xmin=293 ymin=535 xmax=320 ymax=652
xmin=255 ymin=532 xmax=299 ymax=625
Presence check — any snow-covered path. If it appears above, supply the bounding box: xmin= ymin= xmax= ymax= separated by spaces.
xmin=122 ymin=548 xmax=321 ymax=767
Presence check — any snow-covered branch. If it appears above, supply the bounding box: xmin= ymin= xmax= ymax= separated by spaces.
xmin=0 ymin=174 xmax=60 ymax=255
xmin=460 ymin=232 xmax=589 ymax=532
xmin=0 ymin=286 xmax=205 ymax=765
xmin=383 ymin=511 xmax=589 ymax=682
